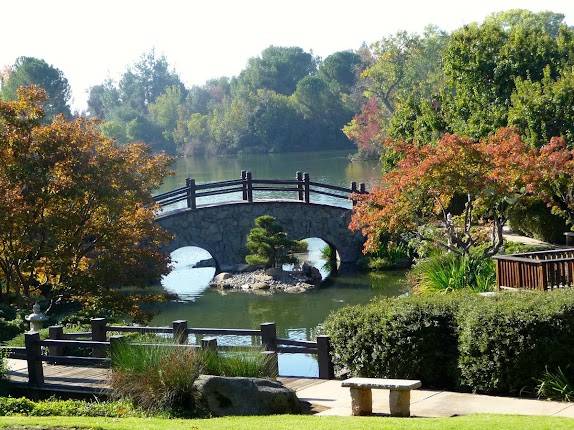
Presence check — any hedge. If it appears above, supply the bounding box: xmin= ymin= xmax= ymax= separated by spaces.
xmin=324 ymin=290 xmax=574 ymax=395
xmin=457 ymin=291 xmax=574 ymax=395
xmin=323 ymin=294 xmax=462 ymax=389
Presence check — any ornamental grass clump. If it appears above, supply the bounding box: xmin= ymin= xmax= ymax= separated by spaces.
xmin=110 ymin=343 xmax=202 ymax=416
xmin=536 ymin=367 xmax=574 ymax=402
xmin=411 ymin=253 xmax=496 ymax=294
xmin=110 ymin=341 xmax=274 ymax=416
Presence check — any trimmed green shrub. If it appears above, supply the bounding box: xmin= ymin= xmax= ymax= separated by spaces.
xmin=324 ymin=294 xmax=462 ymax=389
xmin=0 ymin=319 xmax=22 ymax=343
xmin=0 ymin=397 xmax=139 ymax=417
xmin=508 ymin=198 xmax=569 ymax=244
xmin=457 ymin=290 xmax=574 ymax=395
xmin=325 ymin=290 xmax=574 ymax=396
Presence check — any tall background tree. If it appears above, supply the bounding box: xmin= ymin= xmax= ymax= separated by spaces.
xmin=0 ymin=56 xmax=71 ymax=120
xmin=88 ymin=47 xmax=368 ymax=155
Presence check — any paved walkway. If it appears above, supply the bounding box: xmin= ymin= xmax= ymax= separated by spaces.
xmin=292 ymin=379 xmax=574 ymax=418
xmin=7 ymin=359 xmax=574 ymax=418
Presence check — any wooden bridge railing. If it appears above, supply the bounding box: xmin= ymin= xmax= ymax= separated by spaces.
xmin=2 ymin=318 xmax=335 ymax=387
xmin=493 ymin=248 xmax=574 ymax=290
xmin=153 ymin=170 xmax=368 ymax=209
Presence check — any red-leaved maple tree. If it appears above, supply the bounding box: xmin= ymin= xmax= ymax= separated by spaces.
xmin=350 ymin=128 xmax=540 ymax=256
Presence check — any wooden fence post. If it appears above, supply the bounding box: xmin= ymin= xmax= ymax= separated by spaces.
xmin=359 ymin=183 xmax=366 ymax=194
xmin=91 ymin=318 xmax=107 ymax=358
xmin=172 ymin=320 xmax=188 ymax=344
xmin=186 ymin=178 xmax=196 ymax=210
xmin=246 ymin=171 xmax=253 ymax=202
xmin=296 ymin=171 xmax=303 ymax=201
xmin=260 ymin=322 xmax=277 ymax=351
xmin=260 ymin=323 xmax=278 ymax=377
xmin=201 ymin=337 xmax=218 ymax=352
xmin=109 ymin=335 xmax=126 ymax=366
xmin=317 ymin=335 xmax=335 ymax=379
xmin=47 ymin=325 xmax=64 ymax=357
xmin=351 ymin=182 xmax=358 ymax=206
xmin=241 ymin=170 xmax=247 ymax=201
xmin=303 ymin=173 xmax=310 ymax=203
xmin=25 ymin=332 xmax=44 ymax=386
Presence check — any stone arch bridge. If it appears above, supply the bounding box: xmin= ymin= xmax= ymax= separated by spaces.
xmin=154 ymin=171 xmax=367 ymax=271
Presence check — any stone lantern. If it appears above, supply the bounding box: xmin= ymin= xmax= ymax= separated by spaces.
xmin=25 ymin=302 xmax=47 ymax=332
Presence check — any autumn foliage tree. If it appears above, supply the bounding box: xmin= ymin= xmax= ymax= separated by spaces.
xmin=0 ymin=86 xmax=172 ymax=321
xmin=350 ymin=128 xmax=539 ymax=257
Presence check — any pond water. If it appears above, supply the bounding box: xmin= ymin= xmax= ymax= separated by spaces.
xmin=150 ymin=150 xmax=409 ymax=376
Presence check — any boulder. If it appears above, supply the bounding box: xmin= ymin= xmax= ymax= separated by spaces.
xmin=302 ymin=263 xmax=322 ymax=285
xmin=251 ymin=282 xmax=270 ymax=290
xmin=265 ymin=267 xmax=285 ymax=280
xmin=212 ymin=272 xmax=232 ymax=283
xmin=211 ymin=272 xmax=233 ymax=289
xmin=193 ymin=375 xmax=302 ymax=416
xmin=254 ymin=273 xmax=273 ymax=283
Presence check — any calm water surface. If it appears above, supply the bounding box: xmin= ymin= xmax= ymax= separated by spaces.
xmin=151 ymin=151 xmax=408 ymax=376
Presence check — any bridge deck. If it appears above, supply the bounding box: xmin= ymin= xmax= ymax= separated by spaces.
xmin=4 ymin=359 xmax=323 ymax=396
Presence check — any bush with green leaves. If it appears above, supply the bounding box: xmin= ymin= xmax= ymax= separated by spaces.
xmin=324 ymin=294 xmax=461 ymax=389
xmin=457 ymin=291 xmax=574 ymax=395
xmin=0 ymin=397 xmax=139 ymax=417
xmin=410 ymin=252 xmax=496 ymax=294
xmin=358 ymin=239 xmax=413 ymax=272
xmin=508 ymin=198 xmax=568 ymax=244
xmin=245 ymin=215 xmax=306 ymax=268
xmin=325 ymin=290 xmax=574 ymax=396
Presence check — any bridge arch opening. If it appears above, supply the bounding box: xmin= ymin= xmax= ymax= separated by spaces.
xmin=161 ymin=246 xmax=217 ymax=300
xmin=285 ymin=237 xmax=341 ymax=280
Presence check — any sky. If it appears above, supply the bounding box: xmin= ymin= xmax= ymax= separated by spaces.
xmin=3 ymin=0 xmax=574 ymax=111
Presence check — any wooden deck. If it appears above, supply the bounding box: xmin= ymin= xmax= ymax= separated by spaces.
xmin=5 ymin=359 xmax=325 ymax=396
xmin=6 ymin=359 xmax=111 ymax=395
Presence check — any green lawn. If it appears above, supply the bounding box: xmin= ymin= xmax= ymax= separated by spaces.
xmin=1 ymin=415 xmax=574 ymax=430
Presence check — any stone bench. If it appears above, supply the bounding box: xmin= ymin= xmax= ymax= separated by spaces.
xmin=341 ymin=377 xmax=422 ymax=417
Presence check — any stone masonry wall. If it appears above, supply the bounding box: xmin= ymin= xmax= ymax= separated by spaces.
xmin=155 ymin=200 xmax=364 ymax=270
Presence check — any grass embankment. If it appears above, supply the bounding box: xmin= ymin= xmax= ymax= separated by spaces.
xmin=1 ymin=415 xmax=574 ymax=430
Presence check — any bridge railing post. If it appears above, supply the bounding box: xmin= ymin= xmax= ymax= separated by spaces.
xmin=241 ymin=170 xmax=247 ymax=201
xmin=246 ymin=171 xmax=253 ymax=203
xmin=303 ymin=172 xmax=310 ymax=203
xmin=296 ymin=171 xmax=303 ymax=201
xmin=201 ymin=337 xmax=218 ymax=353
xmin=172 ymin=320 xmax=188 ymax=344
xmin=48 ymin=325 xmax=64 ymax=358
xmin=91 ymin=317 xmax=107 ymax=358
xmin=351 ymin=181 xmax=358 ymax=206
xmin=317 ymin=335 xmax=335 ymax=379
xmin=186 ymin=178 xmax=197 ymax=210
xmin=25 ymin=331 xmax=44 ymax=386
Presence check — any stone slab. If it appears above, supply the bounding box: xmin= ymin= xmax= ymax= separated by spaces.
xmin=342 ymin=377 xmax=422 ymax=390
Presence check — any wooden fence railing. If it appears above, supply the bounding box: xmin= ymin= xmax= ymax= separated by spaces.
xmin=153 ymin=170 xmax=368 ymax=209
xmin=2 ymin=318 xmax=335 ymax=387
xmin=493 ymin=248 xmax=574 ymax=290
